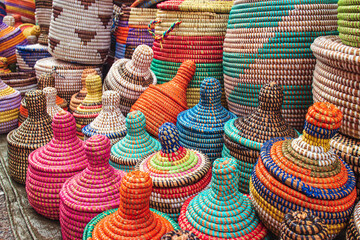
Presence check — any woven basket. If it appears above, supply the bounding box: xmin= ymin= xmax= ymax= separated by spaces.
xmin=0 ymin=71 xmax=36 ymax=96
xmin=4 ymin=0 xmax=35 ymax=23
xmin=0 ymin=1 xmax=5 ymax=23
xmin=26 ymin=111 xmax=87 ymax=220
xmin=69 ymin=69 xmax=96 ymax=112
xmin=135 ymin=122 xmax=212 ymax=221
xmin=0 ymin=79 xmax=21 ymax=134
xmin=179 ymin=157 xmax=269 ymax=239
xmin=16 ymin=44 xmax=51 ymax=71
xmin=250 ymin=102 xmax=356 ymax=239
xmin=161 ymin=230 xmax=199 ymax=240
xmin=346 ymin=201 xmax=360 ymax=240
xmin=35 ymin=0 xmax=52 ymax=45
xmin=338 ymin=0 xmax=360 ymax=47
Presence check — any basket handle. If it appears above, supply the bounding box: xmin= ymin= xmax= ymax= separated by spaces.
xmin=148 ymin=19 xmax=182 ymax=43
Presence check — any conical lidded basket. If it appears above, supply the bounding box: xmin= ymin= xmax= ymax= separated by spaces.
xmin=0 ymin=79 xmax=21 ymax=134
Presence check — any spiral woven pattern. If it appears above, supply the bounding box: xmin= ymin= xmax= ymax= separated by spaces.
xmin=15 ymin=44 xmax=51 ymax=71
xmin=104 ymin=44 xmax=156 ymax=116
xmin=43 ymin=87 xmax=62 ymax=119
xmin=179 ymin=157 xmax=268 ymax=239
xmin=4 ymin=0 xmax=35 ymax=23
xmin=0 ymin=79 xmax=21 ymax=134
xmin=177 ymin=77 xmax=236 ymax=162
xmin=0 ymin=22 xmax=28 ymax=64
xmin=223 ymin=0 xmax=339 ymax=130
xmin=346 ymin=201 xmax=360 ymax=240
xmin=0 ymin=1 xmax=6 ymax=23
xmin=250 ymin=102 xmax=356 ymax=238
xmin=82 ymin=90 xmax=127 ymax=145
xmin=0 ymin=71 xmax=36 ymax=96
xmin=136 ymin=122 xmax=212 ymax=221
xmin=311 ymin=35 xmax=360 ymax=139
xmin=161 ymin=230 xmax=199 ymax=240
xmin=26 ymin=111 xmax=87 ymax=220
xmin=69 ymin=69 xmax=96 ymax=113
xmin=59 ymin=135 xmax=124 ymax=240
xmin=7 ymin=90 xmax=53 ymax=184
xmin=338 ymin=0 xmax=360 ymax=47
xmin=35 ymin=0 xmax=52 ymax=45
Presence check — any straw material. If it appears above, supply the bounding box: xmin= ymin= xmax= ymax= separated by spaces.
xmin=0 ymin=1 xmax=6 ymax=23
xmin=131 ymin=60 xmax=194 ymax=138
xmin=179 ymin=157 xmax=268 ymax=239
xmin=48 ymin=0 xmax=113 ymax=64
xmin=250 ymin=102 xmax=356 ymax=238
xmin=110 ymin=110 xmax=161 ymax=172
xmin=7 ymin=90 xmax=53 ymax=184
xmin=34 ymin=57 xmax=102 ymax=102
xmin=177 ymin=77 xmax=236 ymax=162
xmin=35 ymin=0 xmax=52 ymax=45
xmin=112 ymin=5 xmax=157 ymax=60
xmin=43 ymin=87 xmax=63 ymax=119
xmin=136 ymin=122 xmax=212 ymax=221
xmin=26 ymin=110 xmax=87 ymax=220
xmin=73 ymin=73 xmax=102 ymax=140
xmin=82 ymin=90 xmax=127 ymax=145
xmin=346 ymin=201 xmax=360 ymax=240
xmin=338 ymin=0 xmax=360 ymax=47
xmin=4 ymin=0 xmax=35 ymax=23
xmin=0 ymin=79 xmax=21 ymax=134
xmin=311 ymin=35 xmax=360 ymax=139
xmin=0 ymin=71 xmax=36 ymax=96
xmin=59 ymin=135 xmax=125 ymax=240
xmin=83 ymin=171 xmax=179 ymax=240
xmin=150 ymin=9 xmax=229 ymax=107
xmin=104 ymin=44 xmax=156 ymax=115
xmin=0 ymin=22 xmax=29 ymax=65
xmin=280 ymin=211 xmax=329 ymax=240
xmin=224 ymin=0 xmax=338 ymax=131
xmin=16 ymin=44 xmax=51 ymax=71
xmin=69 ymin=68 xmax=96 ymax=112
xmin=223 ymin=82 xmax=298 ymax=193
xmin=161 ymin=230 xmax=199 ymax=240
xmin=157 ymin=0 xmax=233 ymax=14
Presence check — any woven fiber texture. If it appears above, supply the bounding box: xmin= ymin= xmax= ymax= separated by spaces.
xmin=16 ymin=44 xmax=51 ymax=71
xmin=223 ymin=0 xmax=339 ymax=131
xmin=0 ymin=22 xmax=28 ymax=65
xmin=131 ymin=60 xmax=194 ymax=138
xmin=83 ymin=171 xmax=179 ymax=240
xmin=59 ymin=135 xmax=125 ymax=240
xmin=161 ymin=230 xmax=199 ymax=240
xmin=136 ymin=122 xmax=212 ymax=221
xmin=112 ymin=5 xmax=157 ymax=60
xmin=280 ymin=211 xmax=329 ymax=240
xmin=48 ymin=0 xmax=113 ymax=64
xmin=69 ymin=68 xmax=96 ymax=112
xmin=177 ymin=77 xmax=236 ymax=162
xmin=150 ymin=7 xmax=229 ymax=107
xmin=0 ymin=71 xmax=36 ymax=96
xmin=0 ymin=1 xmax=5 ymax=23
xmin=104 ymin=44 xmax=156 ymax=116
xmin=0 ymin=79 xmax=21 ymax=134
xmin=7 ymin=90 xmax=53 ymax=184
xmin=346 ymin=201 xmax=360 ymax=240
xmin=222 ymin=82 xmax=298 ymax=193
xmin=82 ymin=90 xmax=127 ymax=145
xmin=43 ymin=87 xmax=63 ymax=119
xmin=338 ymin=0 xmax=360 ymax=47
xmin=179 ymin=157 xmax=269 ymax=239
xmin=4 ymin=0 xmax=35 ymax=23
xmin=110 ymin=110 xmax=161 ymax=172
xmin=35 ymin=0 xmax=52 ymax=45
xmin=34 ymin=57 xmax=102 ymax=102
xmin=26 ymin=111 xmax=87 ymax=220
xmin=250 ymin=102 xmax=357 ymax=238
xmin=157 ymin=0 xmax=233 ymax=13
xmin=311 ymin=35 xmax=360 ymax=139
xmin=73 ymin=73 xmax=102 ymax=140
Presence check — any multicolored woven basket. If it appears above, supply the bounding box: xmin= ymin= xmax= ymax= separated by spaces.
xmin=73 ymin=73 xmax=102 ymax=140
xmin=223 ymin=0 xmax=339 ymax=131
xmin=82 ymin=90 xmax=127 ymax=145
xmin=104 ymin=44 xmax=156 ymax=115
xmin=177 ymin=77 xmax=236 ymax=162
xmin=0 ymin=71 xmax=36 ymax=96
xmin=311 ymin=35 xmax=360 ymax=139
xmin=15 ymin=44 xmax=51 ymax=72
xmin=83 ymin=171 xmax=179 ymax=240
xmin=131 ymin=60 xmax=194 ymax=138
xmin=35 ymin=0 xmax=52 ymax=45
xmin=26 ymin=110 xmax=87 ymax=220
xmin=250 ymin=102 xmax=357 ymax=238
xmin=179 ymin=157 xmax=269 ymax=239
xmin=0 ymin=79 xmax=21 ymax=134
xmin=135 ymin=122 xmax=212 ymax=221
xmin=7 ymin=90 xmax=53 ymax=184
xmin=161 ymin=230 xmax=199 ymax=240
xmin=43 ymin=87 xmax=63 ymax=119
xmin=110 ymin=110 xmax=161 ymax=172
xmin=0 ymin=1 xmax=6 ymax=23
xmin=280 ymin=211 xmax=329 ymax=240
xmin=4 ymin=0 xmax=35 ymax=23
xmin=112 ymin=5 xmax=157 ymax=60
xmin=222 ymin=82 xmax=298 ymax=193
xmin=48 ymin=0 xmax=113 ymax=64
xmin=346 ymin=201 xmax=360 ymax=240
xmin=338 ymin=0 xmax=360 ymax=47
xmin=59 ymin=135 xmax=124 ymax=240
xmin=150 ymin=0 xmax=233 ymax=107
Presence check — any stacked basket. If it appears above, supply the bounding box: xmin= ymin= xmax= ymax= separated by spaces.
xmin=150 ymin=0 xmax=233 ymax=107
xmin=136 ymin=122 xmax=212 ymax=221
xmin=250 ymin=102 xmax=357 ymax=238
xmin=179 ymin=157 xmax=268 ymax=239
xmin=35 ymin=0 xmax=52 ymax=45
xmin=338 ymin=0 xmax=360 ymax=47
xmin=347 ymin=201 xmax=360 ymax=240
xmin=223 ymin=0 xmax=339 ymax=130
xmin=0 ymin=0 xmax=5 ymax=23
xmin=110 ymin=110 xmax=161 ymax=172
xmin=59 ymin=135 xmax=124 ymax=240
xmin=26 ymin=111 xmax=87 ymax=220
xmin=0 ymin=71 xmax=36 ymax=96
xmin=4 ymin=0 xmax=35 ymax=23
xmin=177 ymin=77 xmax=236 ymax=162
xmin=0 ymin=79 xmax=21 ymax=134
xmin=83 ymin=171 xmax=179 ymax=240
xmin=43 ymin=87 xmax=62 ymax=118
xmin=222 ymin=82 xmax=298 ymax=193
xmin=15 ymin=44 xmax=51 ymax=72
